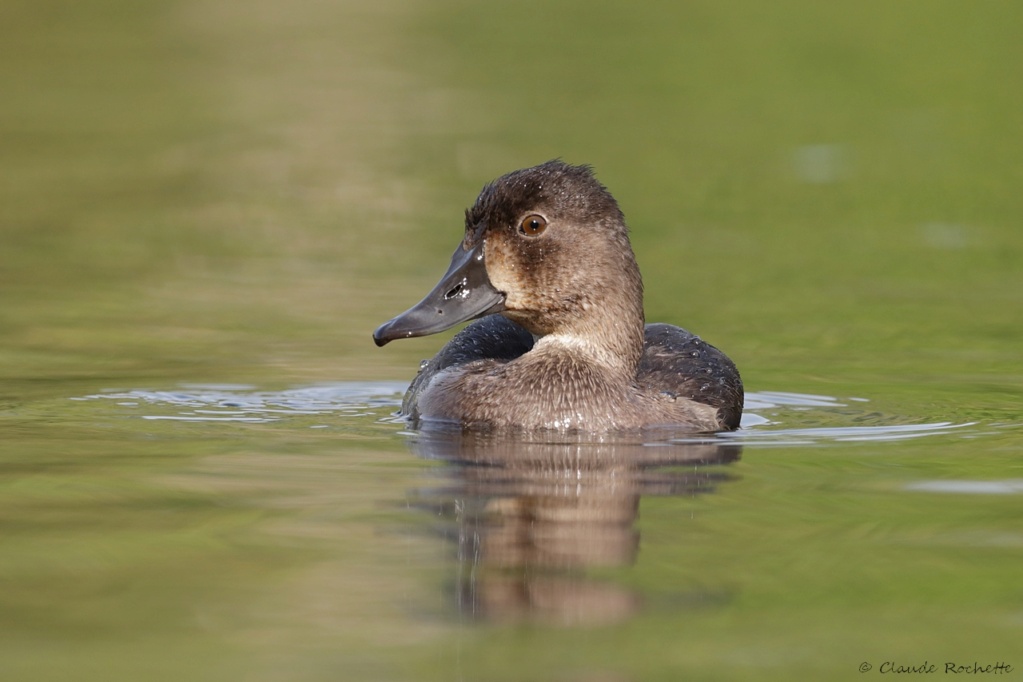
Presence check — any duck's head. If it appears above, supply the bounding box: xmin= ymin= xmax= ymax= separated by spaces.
xmin=373 ymin=160 xmax=643 ymax=347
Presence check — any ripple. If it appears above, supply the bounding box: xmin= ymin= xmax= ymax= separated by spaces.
xmin=728 ymin=391 xmax=986 ymax=445
xmin=905 ymin=480 xmax=1023 ymax=495
xmin=723 ymin=419 xmax=978 ymax=446
xmin=73 ymin=384 xmax=997 ymax=445
xmin=74 ymin=382 xmax=406 ymax=424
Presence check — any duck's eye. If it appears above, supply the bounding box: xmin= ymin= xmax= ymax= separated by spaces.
xmin=519 ymin=214 xmax=547 ymax=236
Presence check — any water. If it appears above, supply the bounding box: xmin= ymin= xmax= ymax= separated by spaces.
xmin=3 ymin=0 xmax=1022 ymax=680
xmin=4 ymin=385 xmax=1019 ymax=679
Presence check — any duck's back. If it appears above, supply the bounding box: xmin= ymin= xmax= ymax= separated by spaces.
xmin=636 ymin=323 xmax=744 ymax=430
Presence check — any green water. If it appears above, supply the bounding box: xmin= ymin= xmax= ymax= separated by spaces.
xmin=2 ymin=1 xmax=1021 ymax=680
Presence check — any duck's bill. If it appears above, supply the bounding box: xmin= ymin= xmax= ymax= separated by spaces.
xmin=373 ymin=241 xmax=506 ymax=347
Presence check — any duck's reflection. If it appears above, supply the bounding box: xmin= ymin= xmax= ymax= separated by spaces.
xmin=408 ymin=428 xmax=741 ymax=626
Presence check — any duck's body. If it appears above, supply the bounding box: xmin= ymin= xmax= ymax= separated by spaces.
xmin=374 ymin=161 xmax=743 ymax=432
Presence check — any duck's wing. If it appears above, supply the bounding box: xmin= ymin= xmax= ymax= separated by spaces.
xmin=638 ymin=323 xmax=744 ymax=430
xmin=402 ymin=314 xmax=534 ymax=417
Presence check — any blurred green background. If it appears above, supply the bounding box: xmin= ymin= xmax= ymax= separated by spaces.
xmin=3 ymin=0 xmax=1020 ymax=405
xmin=2 ymin=1 xmax=1022 ymax=680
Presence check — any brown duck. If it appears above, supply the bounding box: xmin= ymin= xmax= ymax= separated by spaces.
xmin=374 ymin=161 xmax=743 ymax=432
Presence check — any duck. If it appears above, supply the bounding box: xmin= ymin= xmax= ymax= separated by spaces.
xmin=373 ymin=160 xmax=743 ymax=432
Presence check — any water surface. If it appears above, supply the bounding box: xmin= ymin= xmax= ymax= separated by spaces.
xmin=3 ymin=383 xmax=1018 ymax=680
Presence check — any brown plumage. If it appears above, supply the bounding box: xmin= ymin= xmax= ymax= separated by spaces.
xmin=374 ymin=160 xmax=743 ymax=432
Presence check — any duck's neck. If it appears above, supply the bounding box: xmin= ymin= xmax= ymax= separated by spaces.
xmin=532 ymin=268 xmax=646 ymax=380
